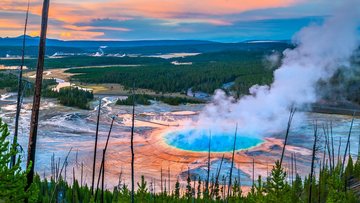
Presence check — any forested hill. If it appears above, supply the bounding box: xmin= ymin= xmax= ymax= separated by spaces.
xmin=0 ymin=36 xmax=291 ymax=57
xmin=0 ymin=35 xmax=215 ymax=47
xmin=66 ymin=50 xmax=275 ymax=95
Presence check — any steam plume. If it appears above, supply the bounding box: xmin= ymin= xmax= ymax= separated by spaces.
xmin=192 ymin=0 xmax=360 ymax=136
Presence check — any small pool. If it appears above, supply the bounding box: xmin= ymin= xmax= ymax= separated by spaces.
xmin=164 ymin=129 xmax=263 ymax=152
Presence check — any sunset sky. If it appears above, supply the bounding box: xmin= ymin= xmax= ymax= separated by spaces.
xmin=0 ymin=0 xmax=344 ymax=41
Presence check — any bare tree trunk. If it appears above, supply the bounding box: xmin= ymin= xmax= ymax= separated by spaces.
xmin=50 ymin=148 xmax=73 ymax=202
xmin=358 ymin=129 xmax=360 ymax=158
xmin=161 ymin=167 xmax=163 ymax=194
xmin=75 ymin=149 xmax=78 ymax=166
xmin=101 ymin=149 xmax=105 ymax=203
xmin=342 ymin=114 xmax=355 ymax=174
xmin=294 ymin=153 xmax=297 ymax=175
xmin=11 ymin=0 xmax=30 ymax=168
xmin=95 ymin=116 xmax=115 ymax=199
xmin=291 ymin=153 xmax=294 ymax=185
xmin=238 ymin=167 xmax=241 ymax=190
xmin=65 ymin=160 xmax=68 ymax=182
xmin=51 ymin=153 xmax=54 ymax=179
xmin=330 ymin=121 xmax=335 ymax=170
xmin=318 ymin=161 xmax=322 ymax=203
xmin=211 ymin=154 xmax=225 ymax=198
xmin=73 ymin=167 xmax=76 ymax=202
xmin=81 ymin=162 xmax=83 ymax=187
xmin=227 ymin=125 xmax=238 ymax=201
xmin=324 ymin=124 xmax=333 ymax=171
xmin=130 ymin=85 xmax=136 ymax=203
xmin=206 ymin=131 xmax=211 ymax=197
xmin=56 ymin=158 xmax=60 ymax=181
xmin=168 ymin=166 xmax=171 ymax=195
xmin=26 ymin=0 xmax=50 ymax=190
xmin=252 ymin=159 xmax=255 ymax=188
xmin=338 ymin=137 xmax=342 ymax=165
xmin=322 ymin=127 xmax=327 ymax=171
xmin=308 ymin=123 xmax=318 ymax=203
xmin=280 ymin=108 xmax=296 ymax=167
xmin=91 ymin=98 xmax=102 ymax=195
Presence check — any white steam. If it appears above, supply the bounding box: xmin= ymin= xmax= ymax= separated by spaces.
xmin=191 ymin=0 xmax=360 ymax=136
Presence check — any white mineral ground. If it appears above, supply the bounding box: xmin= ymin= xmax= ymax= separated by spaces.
xmin=0 ymin=94 xmax=359 ymax=193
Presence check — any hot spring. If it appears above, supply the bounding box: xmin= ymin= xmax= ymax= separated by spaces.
xmin=164 ymin=129 xmax=264 ymax=152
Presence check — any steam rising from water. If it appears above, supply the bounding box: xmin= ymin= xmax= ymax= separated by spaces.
xmin=191 ymin=0 xmax=360 ymax=136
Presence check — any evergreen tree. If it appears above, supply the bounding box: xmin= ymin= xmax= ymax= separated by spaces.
xmin=197 ymin=177 xmax=202 ymax=199
xmin=174 ymin=179 xmax=180 ymax=199
xmin=0 ymin=119 xmax=38 ymax=202
xmin=291 ymin=175 xmax=303 ymax=203
xmin=186 ymin=173 xmax=192 ymax=199
xmin=265 ymin=160 xmax=291 ymax=202
xmin=137 ymin=175 xmax=148 ymax=202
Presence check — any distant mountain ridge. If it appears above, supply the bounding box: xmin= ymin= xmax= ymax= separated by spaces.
xmin=0 ymin=35 xmax=292 ymax=57
xmin=0 ymin=35 xmax=219 ymax=48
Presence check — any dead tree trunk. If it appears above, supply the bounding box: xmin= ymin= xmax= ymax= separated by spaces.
xmin=91 ymin=98 xmax=102 ymax=195
xmin=11 ymin=0 xmax=30 ymax=168
xmin=130 ymin=84 xmax=136 ymax=203
xmin=322 ymin=126 xmax=328 ymax=171
xmin=95 ymin=116 xmax=115 ymax=199
xmin=227 ymin=125 xmax=238 ymax=200
xmin=280 ymin=108 xmax=296 ymax=167
xmin=291 ymin=153 xmax=294 ymax=185
xmin=206 ymin=132 xmax=211 ymax=197
xmin=294 ymin=153 xmax=297 ymax=175
xmin=81 ymin=162 xmax=83 ymax=187
xmin=338 ymin=137 xmax=342 ymax=165
xmin=26 ymin=0 xmax=50 ymax=190
xmin=330 ymin=121 xmax=335 ymax=170
xmin=308 ymin=123 xmax=319 ymax=203
xmin=161 ymin=167 xmax=163 ymax=194
xmin=358 ymin=129 xmax=360 ymax=158
xmin=211 ymin=154 xmax=225 ymax=198
xmin=168 ymin=166 xmax=171 ymax=195
xmin=101 ymin=149 xmax=105 ymax=203
xmin=342 ymin=114 xmax=355 ymax=174
xmin=324 ymin=124 xmax=333 ymax=171
xmin=252 ymin=159 xmax=255 ymax=188
xmin=49 ymin=148 xmax=73 ymax=202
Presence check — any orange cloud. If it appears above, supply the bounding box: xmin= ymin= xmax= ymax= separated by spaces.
xmin=18 ymin=0 xmax=300 ymax=25
xmin=64 ymin=25 xmax=131 ymax=32
xmin=57 ymin=30 xmax=103 ymax=40
xmin=83 ymin=0 xmax=300 ymax=18
xmin=0 ymin=0 xmax=302 ymax=40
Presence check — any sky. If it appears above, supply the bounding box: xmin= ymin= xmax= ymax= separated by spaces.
xmin=0 ymin=0 xmax=350 ymax=42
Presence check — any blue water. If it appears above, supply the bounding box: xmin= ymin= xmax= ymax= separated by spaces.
xmin=165 ymin=129 xmax=263 ymax=152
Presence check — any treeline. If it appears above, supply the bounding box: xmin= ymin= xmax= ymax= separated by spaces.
xmin=116 ymin=94 xmax=203 ymax=106
xmin=2 ymin=117 xmax=360 ymax=202
xmin=1 ymin=50 xmax=278 ymax=97
xmin=0 ymin=71 xmax=18 ymax=91
xmin=0 ymin=73 xmax=58 ymax=97
xmin=0 ymin=74 xmax=93 ymax=109
xmin=68 ymin=57 xmax=273 ymax=95
xmin=31 ymin=160 xmax=360 ymax=203
xmin=41 ymin=84 xmax=94 ymax=110
xmin=0 ymin=56 xmax=166 ymax=69
xmin=57 ymin=87 xmax=94 ymax=109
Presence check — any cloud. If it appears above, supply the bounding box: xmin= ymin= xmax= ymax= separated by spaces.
xmin=0 ymin=0 xmax=344 ymax=40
